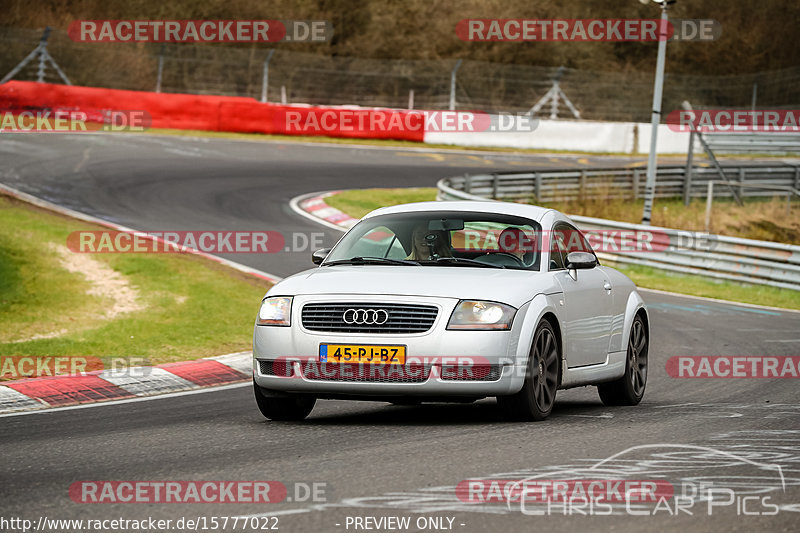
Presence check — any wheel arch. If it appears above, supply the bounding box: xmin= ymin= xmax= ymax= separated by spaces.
xmin=539 ymin=311 xmax=563 ymax=387
xmin=622 ymin=290 xmax=648 ymax=358
xmin=510 ymin=294 xmax=563 ymax=392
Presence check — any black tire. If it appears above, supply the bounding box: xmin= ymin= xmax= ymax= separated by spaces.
xmin=598 ymin=314 xmax=648 ymax=406
xmin=497 ymin=320 xmax=560 ymax=421
xmin=253 ymin=381 xmax=315 ymax=421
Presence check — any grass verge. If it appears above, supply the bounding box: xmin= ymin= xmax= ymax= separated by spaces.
xmin=0 ymin=194 xmax=271 ymax=366
xmin=325 ymin=187 xmax=438 ymax=219
xmin=325 ymin=188 xmax=800 ymax=310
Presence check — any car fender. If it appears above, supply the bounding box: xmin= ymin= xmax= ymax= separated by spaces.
xmin=508 ymin=292 xmax=564 ymax=393
xmin=620 ymin=290 xmax=648 ymax=373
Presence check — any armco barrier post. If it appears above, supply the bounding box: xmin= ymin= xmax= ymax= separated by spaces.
xmin=449 ymin=60 xmax=463 ymax=111
xmin=261 ymin=50 xmax=276 ymax=103
xmin=155 ymin=45 xmax=165 ymax=93
xmin=579 ymin=170 xmax=587 ymax=202
xmin=739 ymin=168 xmax=746 ymax=200
xmin=705 ymin=181 xmax=714 ymax=233
xmin=684 ymin=131 xmax=695 ymax=206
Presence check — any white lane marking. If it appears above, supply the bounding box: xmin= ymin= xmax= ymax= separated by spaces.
xmin=73 ymin=146 xmax=92 ymax=172
xmin=764 ymin=339 xmax=800 ymax=343
xmin=640 ymin=287 xmax=800 ymax=315
xmin=562 ymin=413 xmax=614 ymax=418
xmin=83 ymin=131 xmax=591 ymax=159
xmin=0 ymin=382 xmax=250 ymax=418
xmin=289 ymin=191 xmax=349 ymax=233
xmin=235 ymin=508 xmax=315 ymax=519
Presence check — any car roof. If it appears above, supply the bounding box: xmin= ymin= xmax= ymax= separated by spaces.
xmin=364 ymin=201 xmax=556 ymax=224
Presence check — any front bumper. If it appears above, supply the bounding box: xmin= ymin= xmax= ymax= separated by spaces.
xmin=252 ymin=294 xmax=530 ymax=397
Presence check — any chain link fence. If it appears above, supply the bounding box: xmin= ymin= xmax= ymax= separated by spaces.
xmin=2 ymin=26 xmax=800 ymax=122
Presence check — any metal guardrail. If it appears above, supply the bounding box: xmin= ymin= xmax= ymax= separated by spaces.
xmin=704 ymin=132 xmax=800 ymax=154
xmin=438 ymin=164 xmax=800 ymax=203
xmin=437 ymin=174 xmax=800 ymax=291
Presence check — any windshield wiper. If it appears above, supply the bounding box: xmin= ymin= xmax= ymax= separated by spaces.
xmin=428 ymin=257 xmax=505 ymax=269
xmin=323 ymin=256 xmax=420 ymax=266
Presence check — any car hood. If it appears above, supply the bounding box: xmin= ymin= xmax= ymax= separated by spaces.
xmin=268 ymin=265 xmax=555 ymax=307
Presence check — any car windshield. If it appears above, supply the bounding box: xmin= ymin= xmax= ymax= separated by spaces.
xmin=323 ymin=211 xmax=543 ymax=271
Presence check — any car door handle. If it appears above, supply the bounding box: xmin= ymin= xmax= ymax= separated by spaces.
xmin=603 ymin=281 xmax=612 ymax=291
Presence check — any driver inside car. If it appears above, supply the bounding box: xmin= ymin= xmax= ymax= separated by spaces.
xmin=407 ymin=224 xmax=453 ymax=260
xmin=497 ymin=226 xmax=535 ymax=266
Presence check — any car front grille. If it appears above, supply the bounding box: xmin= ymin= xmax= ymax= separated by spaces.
xmin=258 ymin=360 xmax=502 ymax=382
xmin=258 ymin=359 xmax=431 ymax=382
xmin=439 ymin=365 xmax=503 ymax=382
xmin=301 ymin=303 xmax=438 ymax=334
xmin=258 ymin=360 xmax=292 ymax=377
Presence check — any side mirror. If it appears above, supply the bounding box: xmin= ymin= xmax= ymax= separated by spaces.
xmin=312 ymin=248 xmax=332 ymax=265
xmin=565 ymin=251 xmax=597 ymax=270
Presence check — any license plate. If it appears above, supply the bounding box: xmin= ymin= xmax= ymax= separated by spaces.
xmin=319 ymin=344 xmax=406 ymax=364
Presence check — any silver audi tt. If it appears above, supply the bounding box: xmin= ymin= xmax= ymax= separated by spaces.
xmin=253 ymin=201 xmax=649 ymax=421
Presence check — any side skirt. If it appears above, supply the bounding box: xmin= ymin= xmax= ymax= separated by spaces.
xmin=558 ymin=351 xmax=626 ymax=389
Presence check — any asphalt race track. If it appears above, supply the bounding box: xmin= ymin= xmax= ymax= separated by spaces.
xmin=1 ymin=133 xmax=799 ymax=532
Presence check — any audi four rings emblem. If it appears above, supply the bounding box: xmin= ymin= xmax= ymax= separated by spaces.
xmin=343 ymin=308 xmax=389 ymax=325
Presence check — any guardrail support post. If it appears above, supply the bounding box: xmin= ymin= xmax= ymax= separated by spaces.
xmin=534 ymin=173 xmax=542 ymax=202
xmin=739 ymin=168 xmax=746 ymax=201
xmin=492 ymin=173 xmax=499 ymax=199
xmin=449 ymin=60 xmax=463 ymax=111
xmin=579 ymin=170 xmax=587 ymax=202
xmin=464 ymin=173 xmax=471 ymax=194
xmin=633 ymin=169 xmax=640 ymax=200
xmin=683 ymin=130 xmax=695 ymax=206
xmin=155 ymin=45 xmax=165 ymax=93
xmin=260 ymin=49 xmax=276 ymax=103
xmin=705 ymin=181 xmax=714 ymax=233
xmin=795 ymin=166 xmax=799 ymax=191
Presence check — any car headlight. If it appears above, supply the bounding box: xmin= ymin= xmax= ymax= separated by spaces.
xmin=447 ymin=300 xmax=516 ymax=330
xmin=256 ymin=296 xmax=292 ymax=326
